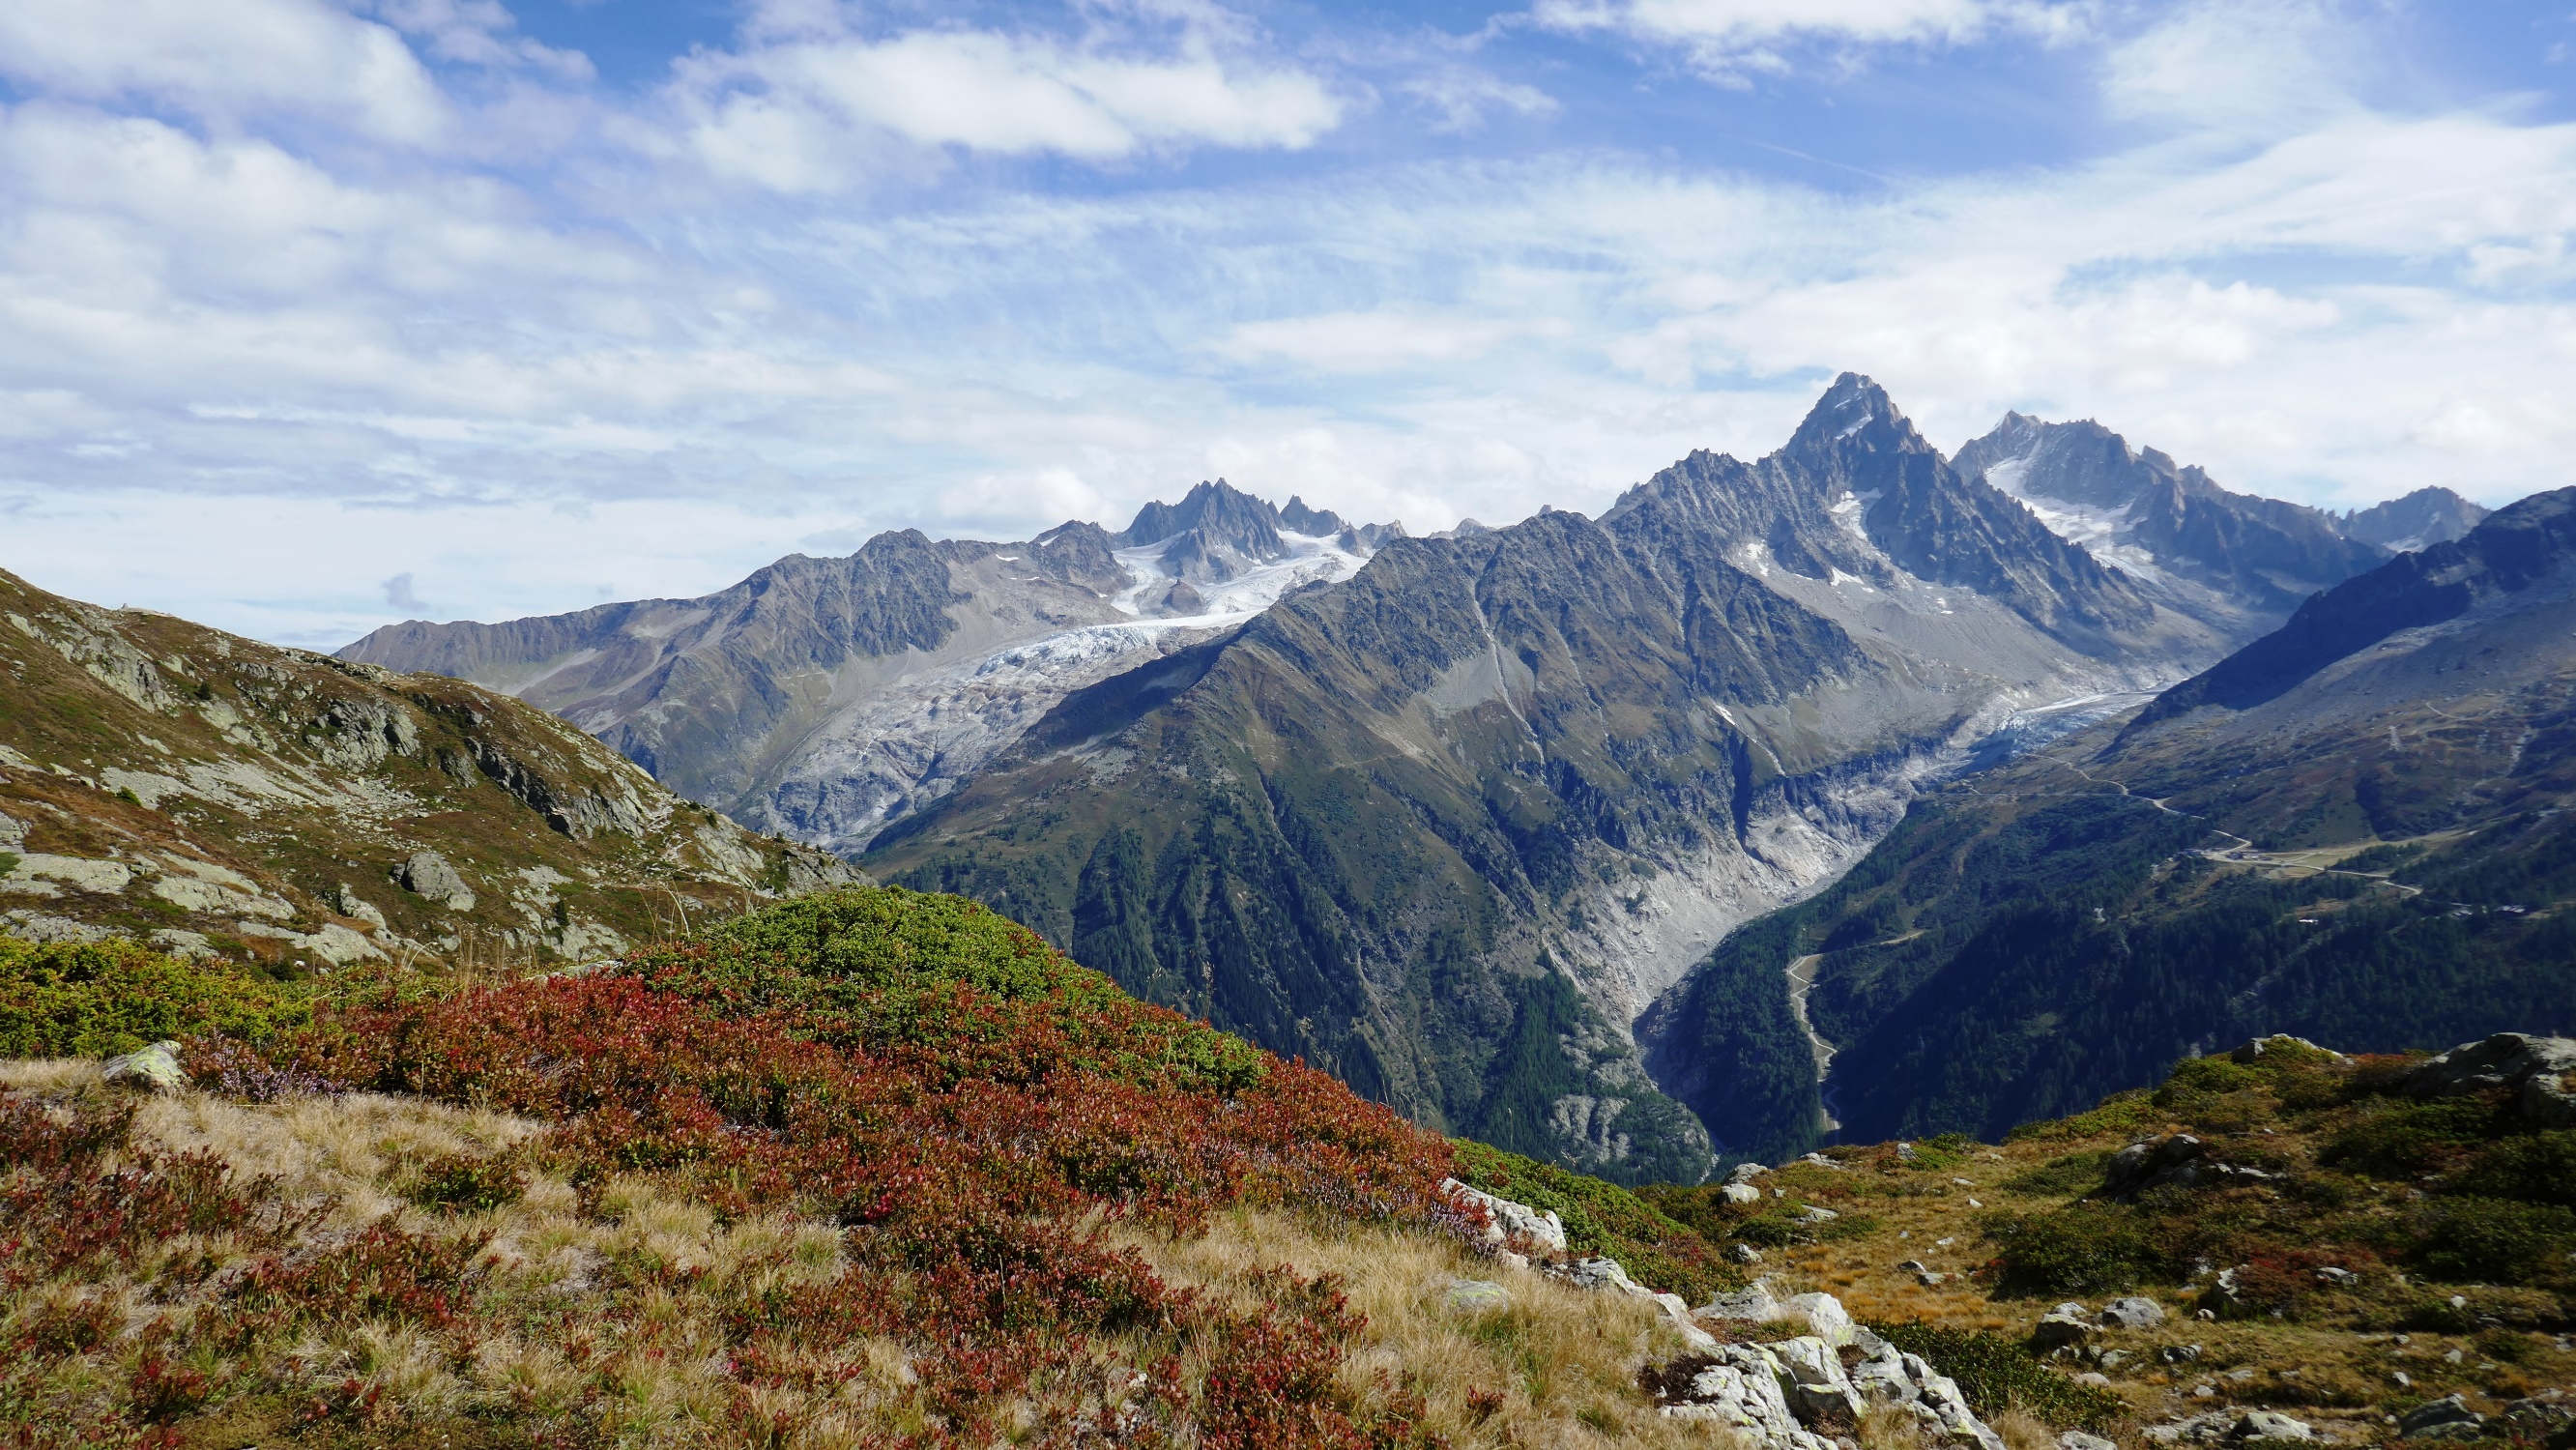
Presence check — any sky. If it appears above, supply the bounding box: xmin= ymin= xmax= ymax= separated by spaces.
xmin=3 ymin=1 xmax=2575 ymax=645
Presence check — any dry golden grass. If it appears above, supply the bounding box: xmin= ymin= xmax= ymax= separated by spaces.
xmin=0 ymin=1062 xmax=1744 ymax=1447
xmin=1123 ymin=1205 xmax=1724 ymax=1448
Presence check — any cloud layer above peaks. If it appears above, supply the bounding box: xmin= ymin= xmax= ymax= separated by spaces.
xmin=0 ymin=0 xmax=2573 ymax=644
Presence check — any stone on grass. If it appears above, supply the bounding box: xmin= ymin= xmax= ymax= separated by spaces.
xmin=2229 ymin=1410 xmax=2313 ymax=1441
xmin=1439 ymin=1279 xmax=1511 ymax=1314
xmin=101 ymin=1039 xmax=187 ymax=1093
xmin=1722 ymin=1182 xmax=1764 ymax=1204
xmin=2032 ymin=1305 xmax=2094 ymax=1353
xmin=2063 ymin=1433 xmax=2118 ymax=1450
xmin=1439 ymin=1178 xmax=1569 ymax=1254
xmin=2400 ymin=1397 xmax=2484 ymax=1440
xmin=2100 ymin=1296 xmax=2166 ymax=1329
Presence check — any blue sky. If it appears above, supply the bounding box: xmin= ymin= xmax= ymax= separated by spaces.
xmin=2 ymin=1 xmax=2575 ymax=643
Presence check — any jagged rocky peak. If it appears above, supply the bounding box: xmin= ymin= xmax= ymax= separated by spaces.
xmin=1113 ymin=478 xmax=1285 ymax=586
xmin=1113 ymin=478 xmax=1404 ymax=589
xmin=1953 ymin=411 xmax=2388 ymax=623
xmin=2343 ymin=486 xmax=2489 ymax=553
xmin=1781 ymin=370 xmax=1938 ymax=461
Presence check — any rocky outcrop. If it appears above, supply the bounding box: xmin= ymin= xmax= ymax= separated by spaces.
xmin=1645 ymin=1303 xmax=2006 ymax=1450
xmin=2399 ymin=1032 xmax=2576 ymax=1128
xmin=392 ymin=850 xmax=476 ymax=912
xmin=0 ymin=566 xmax=853 ymax=968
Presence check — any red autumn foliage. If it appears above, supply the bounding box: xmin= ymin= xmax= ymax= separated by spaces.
xmin=7 ymin=887 xmax=1483 ymax=1444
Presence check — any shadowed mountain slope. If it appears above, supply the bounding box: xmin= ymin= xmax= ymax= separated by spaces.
xmin=1654 ymin=487 xmax=2576 ymax=1158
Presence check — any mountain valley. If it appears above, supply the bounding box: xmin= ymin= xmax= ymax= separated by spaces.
xmin=76 ymin=370 xmax=2519 ymax=1188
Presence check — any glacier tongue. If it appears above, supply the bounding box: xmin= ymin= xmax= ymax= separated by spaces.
xmin=761 ymin=530 xmax=1376 ymax=853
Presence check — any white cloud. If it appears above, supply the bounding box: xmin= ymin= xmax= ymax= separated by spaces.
xmin=3 ymin=0 xmax=2576 ymax=644
xmin=1217 ymin=311 xmax=1552 ymax=371
xmin=1399 ymin=67 xmax=1560 ymax=132
xmin=0 ymin=0 xmax=449 ymax=142
xmin=670 ymin=17 xmax=1341 ymax=189
xmin=1531 ymin=0 xmax=2083 ymax=73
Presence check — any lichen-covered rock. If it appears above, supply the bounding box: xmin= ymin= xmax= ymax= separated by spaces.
xmin=101 ymin=1039 xmax=187 ymax=1093
xmin=1771 ymin=1335 xmax=1867 ymax=1421
xmin=1700 ymin=1282 xmax=1788 ymax=1322
xmin=2400 ymin=1396 xmax=2485 ymax=1440
xmin=2232 ymin=1410 xmax=2313 ymax=1441
xmin=1651 ymin=1344 xmax=1838 ymax=1450
xmin=1439 ymin=1279 xmax=1510 ymax=1314
xmin=2033 ymin=1303 xmax=2095 ymax=1352
xmin=1785 ymin=1290 xmax=1858 ymax=1347
xmin=1438 ymin=1178 xmax=1568 ymax=1253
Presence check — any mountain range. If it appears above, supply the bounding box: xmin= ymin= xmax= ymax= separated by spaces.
xmin=327 ymin=372 xmax=2509 ymax=1183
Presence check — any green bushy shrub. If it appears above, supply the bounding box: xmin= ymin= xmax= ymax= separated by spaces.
xmin=2407 ymin=1197 xmax=2576 ymax=1283
xmin=0 ymin=935 xmax=307 ymax=1057
xmin=1982 ymin=1202 xmax=2168 ymax=1295
xmin=2322 ymin=1098 xmax=2500 ymax=1179
xmin=2450 ymin=1130 xmax=2576 ymax=1207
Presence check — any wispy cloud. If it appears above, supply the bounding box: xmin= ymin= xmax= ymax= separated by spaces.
xmin=0 ymin=0 xmax=2570 ymax=644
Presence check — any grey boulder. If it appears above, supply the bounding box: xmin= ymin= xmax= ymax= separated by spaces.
xmin=2100 ymin=1296 xmax=2166 ymax=1329
xmin=2230 ymin=1410 xmax=2313 ymax=1441
xmin=2401 ymin=1396 xmax=2485 ymax=1440
xmin=101 ymin=1039 xmax=187 ymax=1093
xmin=2402 ymin=1033 xmax=2576 ymax=1128
xmin=391 ymin=849 xmax=476 ymax=912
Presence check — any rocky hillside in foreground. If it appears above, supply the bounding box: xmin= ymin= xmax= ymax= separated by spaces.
xmin=862 ymin=376 xmax=2288 ymax=1187
xmin=6 ymin=885 xmax=2570 ymax=1448
xmin=0 ymin=566 xmax=851 ymax=973
xmin=1655 ymin=488 xmax=2576 ymax=1159
xmin=339 ymin=482 xmax=1398 ymax=856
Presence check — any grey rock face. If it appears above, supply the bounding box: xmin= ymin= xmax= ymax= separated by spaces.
xmin=1955 ymin=413 xmax=2388 ymax=624
xmin=391 ymin=849 xmax=475 ymax=911
xmin=2402 ymin=1032 xmax=2576 ymax=1128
